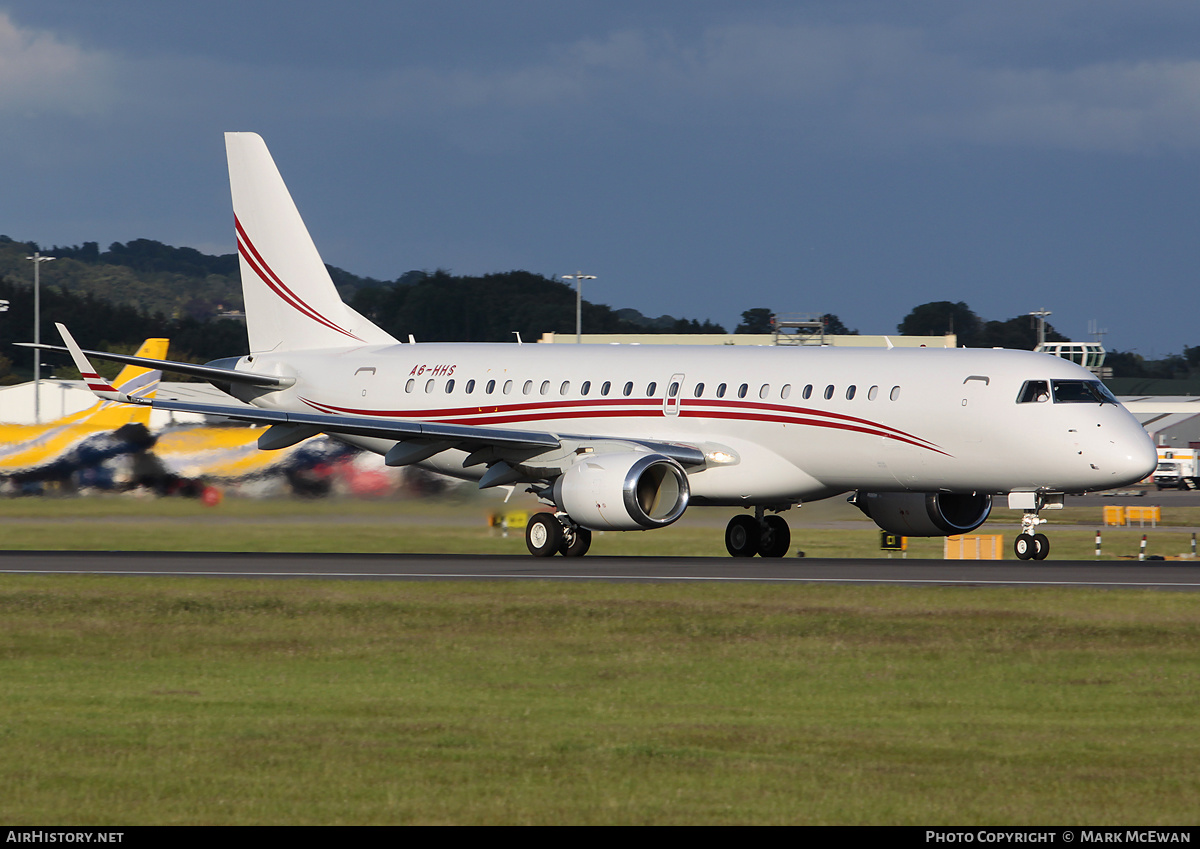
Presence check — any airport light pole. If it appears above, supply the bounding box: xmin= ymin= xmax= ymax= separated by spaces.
xmin=1028 ymin=307 xmax=1052 ymax=349
xmin=26 ymin=252 xmax=55 ymax=423
xmin=562 ymin=272 xmax=596 ymax=344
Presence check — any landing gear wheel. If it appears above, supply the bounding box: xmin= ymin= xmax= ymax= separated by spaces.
xmin=526 ymin=513 xmax=564 ymax=557
xmin=1032 ymin=533 xmax=1050 ymax=561
xmin=560 ymin=526 xmax=592 ymax=557
xmin=758 ymin=515 xmax=791 ymax=558
xmin=1014 ymin=533 xmax=1034 ymax=560
xmin=725 ymin=515 xmax=760 ymax=557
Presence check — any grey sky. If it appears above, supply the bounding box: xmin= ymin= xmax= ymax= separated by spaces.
xmin=3 ymin=1 xmax=1198 ymax=354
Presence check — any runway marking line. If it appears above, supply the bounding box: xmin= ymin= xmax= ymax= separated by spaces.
xmin=1 ymin=568 xmax=1199 ymax=589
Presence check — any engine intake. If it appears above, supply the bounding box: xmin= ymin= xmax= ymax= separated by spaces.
xmin=854 ymin=492 xmax=992 ymax=537
xmin=553 ymin=452 xmax=690 ymax=531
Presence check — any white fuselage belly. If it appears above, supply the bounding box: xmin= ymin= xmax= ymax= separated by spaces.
xmin=237 ymin=343 xmax=1157 ymax=502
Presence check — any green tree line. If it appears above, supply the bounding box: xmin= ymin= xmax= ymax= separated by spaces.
xmin=4 ymin=235 xmax=1199 ymax=384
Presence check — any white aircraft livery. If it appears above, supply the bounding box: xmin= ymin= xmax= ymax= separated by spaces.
xmin=37 ymin=133 xmax=1158 ymax=560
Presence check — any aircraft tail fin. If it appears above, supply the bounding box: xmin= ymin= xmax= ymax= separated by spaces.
xmin=225 ymin=132 xmax=397 ymax=354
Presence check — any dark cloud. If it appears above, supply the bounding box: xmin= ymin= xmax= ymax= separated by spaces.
xmin=1 ymin=2 xmax=1198 ymax=353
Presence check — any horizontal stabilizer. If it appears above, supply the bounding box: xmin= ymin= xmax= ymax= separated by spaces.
xmin=20 ymin=338 xmax=293 ymax=388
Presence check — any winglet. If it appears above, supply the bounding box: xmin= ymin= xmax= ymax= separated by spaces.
xmin=57 ymin=324 xmax=150 ymax=405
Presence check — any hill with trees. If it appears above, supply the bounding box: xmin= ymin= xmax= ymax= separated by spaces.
xmin=3 ymin=235 xmax=1198 ymax=387
xmin=0 ymin=235 xmax=723 ymax=382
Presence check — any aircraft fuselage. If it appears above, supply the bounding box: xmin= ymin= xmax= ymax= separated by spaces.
xmin=229 ymin=342 xmax=1157 ymax=505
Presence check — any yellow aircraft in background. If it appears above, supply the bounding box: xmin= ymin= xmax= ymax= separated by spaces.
xmin=0 ymin=338 xmax=167 ymax=474
xmin=3 ymin=336 xmax=337 ymax=494
xmin=152 ymin=423 xmax=311 ymax=480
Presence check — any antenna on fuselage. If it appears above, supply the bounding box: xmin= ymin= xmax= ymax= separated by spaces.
xmin=408 ymin=334 xmax=417 ymax=344
xmin=513 ymin=332 xmax=523 ymax=345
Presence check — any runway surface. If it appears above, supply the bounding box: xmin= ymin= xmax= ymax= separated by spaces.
xmin=3 ymin=550 xmax=1200 ymax=590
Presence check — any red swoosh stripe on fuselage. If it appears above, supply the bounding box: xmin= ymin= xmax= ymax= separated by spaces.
xmin=297 ymin=396 xmax=950 ymax=455
xmin=235 ymin=217 xmax=364 ymax=343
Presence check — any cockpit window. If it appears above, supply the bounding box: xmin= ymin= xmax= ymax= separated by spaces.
xmin=1016 ymin=380 xmax=1050 ymax=403
xmin=1052 ymin=380 xmax=1117 ymax=404
xmin=1018 ymin=379 xmax=1117 ymax=404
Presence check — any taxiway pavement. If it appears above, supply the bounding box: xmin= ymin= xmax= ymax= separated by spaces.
xmin=2 ymin=550 xmax=1200 ymax=590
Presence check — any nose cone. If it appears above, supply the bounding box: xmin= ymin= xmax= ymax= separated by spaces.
xmin=1111 ymin=417 xmax=1158 ymax=487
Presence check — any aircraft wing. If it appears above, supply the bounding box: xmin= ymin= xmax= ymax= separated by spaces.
xmin=147 ymin=396 xmax=561 ymax=452
xmin=48 ymin=324 xmax=705 ymax=469
xmin=144 ymin=397 xmax=704 ymax=467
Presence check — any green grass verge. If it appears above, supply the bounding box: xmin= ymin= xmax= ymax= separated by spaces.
xmin=0 ymin=576 xmax=1197 ymax=825
xmin=0 ymin=493 xmax=1197 ymax=559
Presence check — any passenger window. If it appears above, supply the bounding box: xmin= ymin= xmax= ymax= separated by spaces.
xmin=846 ymin=385 xmax=856 ymax=400
xmin=503 ymin=380 xmax=513 ymax=395
xmin=601 ymin=381 xmax=611 ymax=396
xmin=694 ymin=383 xmax=705 ymax=397
xmin=669 ymin=382 xmax=680 ymax=397
xmin=868 ymin=385 xmax=878 ymax=401
xmin=560 ymin=381 xmax=570 ymax=395
xmin=890 ymin=386 xmax=901 ymax=401
xmin=540 ymin=380 xmax=550 ymax=396
xmin=426 ymin=379 xmax=435 ymax=393
xmin=465 ymin=379 xmax=475 ymax=394
xmin=716 ymin=383 xmax=727 ymax=398
xmin=405 ymin=378 xmax=415 ymax=393
xmin=445 ymin=379 xmax=455 ymax=393
xmin=623 ymin=382 xmax=633 ymax=396
xmin=802 ymin=385 xmax=813 ymax=400
xmin=759 ymin=384 xmax=769 ymax=399
xmin=738 ymin=384 xmax=748 ymax=399
xmin=781 ymin=384 xmax=791 ymax=400
xmin=1017 ymin=380 xmax=1051 ymax=403
xmin=523 ymin=380 xmax=533 ymax=395
xmin=823 ymin=385 xmax=834 ymax=400
xmin=581 ymin=381 xmax=591 ymax=396
xmin=486 ymin=379 xmax=496 ymax=394
xmin=646 ymin=382 xmax=657 ymax=396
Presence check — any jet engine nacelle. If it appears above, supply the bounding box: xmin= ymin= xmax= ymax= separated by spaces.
xmin=854 ymin=491 xmax=992 ymax=537
xmin=553 ymin=452 xmax=690 ymax=531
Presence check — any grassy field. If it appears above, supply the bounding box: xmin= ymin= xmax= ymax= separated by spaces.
xmin=2 ymin=493 xmax=1198 ymax=824
xmin=0 ymin=575 xmax=1198 ymax=825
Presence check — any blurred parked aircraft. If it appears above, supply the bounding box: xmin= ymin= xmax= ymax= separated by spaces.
xmin=0 ymin=338 xmax=167 ymax=477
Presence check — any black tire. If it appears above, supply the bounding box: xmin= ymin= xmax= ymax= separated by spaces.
xmin=725 ymin=514 xmax=760 ymax=557
xmin=758 ymin=515 xmax=791 ymax=558
xmin=526 ymin=513 xmax=564 ymax=557
xmin=1014 ymin=533 xmax=1034 ymax=561
xmin=560 ymin=526 xmax=592 ymax=557
xmin=1032 ymin=533 xmax=1050 ymax=561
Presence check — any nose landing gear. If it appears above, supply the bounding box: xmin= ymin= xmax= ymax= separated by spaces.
xmin=1014 ymin=529 xmax=1049 ymax=560
xmin=1013 ymin=512 xmax=1050 ymax=561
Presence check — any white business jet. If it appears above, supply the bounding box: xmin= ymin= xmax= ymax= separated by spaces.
xmin=36 ymin=133 xmax=1158 ymax=560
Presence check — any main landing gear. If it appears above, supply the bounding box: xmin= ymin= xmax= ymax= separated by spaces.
xmin=725 ymin=508 xmax=791 ymax=558
xmin=1013 ymin=512 xmax=1049 ymax=561
xmin=526 ymin=512 xmax=593 ymax=558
